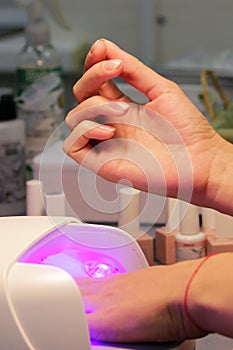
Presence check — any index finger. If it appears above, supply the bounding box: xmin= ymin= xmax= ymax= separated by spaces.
xmin=84 ymin=38 xmax=174 ymax=100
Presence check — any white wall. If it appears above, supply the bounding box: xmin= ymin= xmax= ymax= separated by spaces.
xmin=155 ymin=0 xmax=233 ymax=64
xmin=2 ymin=0 xmax=233 ymax=68
xmin=49 ymin=0 xmax=155 ymax=65
xmin=50 ymin=0 xmax=233 ymax=67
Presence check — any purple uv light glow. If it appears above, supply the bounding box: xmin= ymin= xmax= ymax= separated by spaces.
xmin=18 ymin=229 xmax=126 ymax=279
xmin=43 ymin=249 xmax=125 ymax=279
xmin=84 ymin=260 xmax=120 ymax=278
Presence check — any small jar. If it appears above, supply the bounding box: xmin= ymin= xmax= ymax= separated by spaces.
xmin=0 ymin=88 xmax=26 ymax=215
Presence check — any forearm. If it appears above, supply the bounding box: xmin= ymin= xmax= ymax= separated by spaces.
xmin=185 ymin=253 xmax=233 ymax=338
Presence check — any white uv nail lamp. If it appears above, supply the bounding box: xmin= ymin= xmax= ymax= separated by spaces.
xmin=0 ymin=216 xmax=192 ymax=350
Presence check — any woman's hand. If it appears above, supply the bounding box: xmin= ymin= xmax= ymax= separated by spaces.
xmin=64 ymin=102 xmax=197 ymax=199
xmin=77 ymin=253 xmax=233 ymax=343
xmin=63 ymin=38 xmax=233 ymax=213
xmin=77 ymin=260 xmax=207 ymax=343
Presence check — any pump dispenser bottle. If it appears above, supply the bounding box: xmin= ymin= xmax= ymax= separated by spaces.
xmin=16 ymin=0 xmax=65 ymax=177
xmin=175 ymin=202 xmax=206 ymax=262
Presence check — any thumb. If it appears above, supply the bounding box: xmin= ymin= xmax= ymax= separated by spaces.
xmin=87 ymin=310 xmax=125 ymax=343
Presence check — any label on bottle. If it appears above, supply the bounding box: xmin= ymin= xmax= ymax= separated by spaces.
xmin=0 ymin=141 xmax=25 ymax=215
xmin=17 ymin=67 xmax=64 ymax=172
xmin=176 ymin=240 xmax=206 ymax=262
xmin=17 ymin=67 xmax=64 ymax=135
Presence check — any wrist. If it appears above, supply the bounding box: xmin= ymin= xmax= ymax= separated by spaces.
xmin=204 ymin=137 xmax=233 ymax=215
xmin=184 ymin=253 xmax=233 ymax=337
xmin=168 ymin=259 xmax=208 ymax=339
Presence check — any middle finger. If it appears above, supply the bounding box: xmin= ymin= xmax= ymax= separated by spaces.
xmin=73 ymin=59 xmax=127 ymax=103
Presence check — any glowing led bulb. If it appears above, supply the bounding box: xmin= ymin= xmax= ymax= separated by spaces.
xmin=84 ymin=261 xmax=120 ymax=279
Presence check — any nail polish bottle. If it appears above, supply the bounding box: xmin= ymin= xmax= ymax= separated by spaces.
xmin=118 ymin=187 xmax=154 ymax=265
xmin=201 ymin=206 xmax=216 ymax=239
xmin=206 ymin=211 xmax=233 ymax=254
xmin=175 ymin=202 xmax=206 ymax=262
xmin=155 ymin=198 xmax=180 ymax=265
xmin=26 ymin=179 xmax=44 ymax=216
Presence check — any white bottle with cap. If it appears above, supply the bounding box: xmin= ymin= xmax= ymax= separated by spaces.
xmin=0 ymin=88 xmax=26 ymax=216
xmin=175 ymin=201 xmax=206 ymax=262
xmin=118 ymin=186 xmax=140 ymax=238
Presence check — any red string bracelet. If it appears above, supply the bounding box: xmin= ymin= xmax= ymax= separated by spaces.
xmin=183 ymin=253 xmax=218 ymax=331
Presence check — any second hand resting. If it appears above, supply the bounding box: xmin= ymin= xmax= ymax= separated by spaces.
xmin=63 ymin=38 xmax=233 ymax=344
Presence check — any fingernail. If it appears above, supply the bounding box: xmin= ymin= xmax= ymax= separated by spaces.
xmin=110 ymin=102 xmax=129 ymax=111
xmin=90 ymin=39 xmax=103 ymax=54
xmin=99 ymin=125 xmax=116 ymax=132
xmin=104 ymin=59 xmax=122 ymax=71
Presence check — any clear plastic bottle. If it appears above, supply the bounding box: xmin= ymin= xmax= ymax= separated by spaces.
xmin=16 ymin=0 xmax=64 ymax=177
xmin=0 ymin=88 xmax=26 ymax=216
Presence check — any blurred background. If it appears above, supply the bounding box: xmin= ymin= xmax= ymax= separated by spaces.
xmin=1 ymin=4 xmax=233 ymax=348
xmin=1 ymin=0 xmax=233 ymax=111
